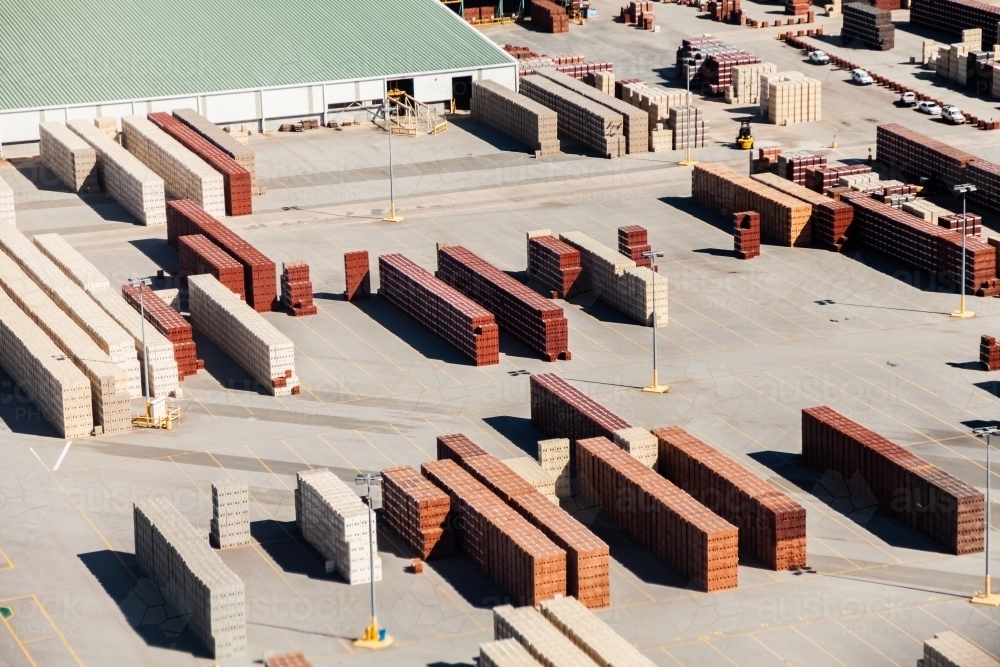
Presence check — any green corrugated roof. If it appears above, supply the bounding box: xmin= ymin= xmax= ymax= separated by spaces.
xmin=0 ymin=0 xmax=514 ymax=112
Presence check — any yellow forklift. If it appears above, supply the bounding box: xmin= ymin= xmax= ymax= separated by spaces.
xmin=735 ymin=117 xmax=754 ymax=150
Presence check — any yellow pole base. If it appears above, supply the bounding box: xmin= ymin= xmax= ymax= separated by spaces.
xmin=950 ymin=309 xmax=975 ymax=319
xmin=354 ymin=621 xmax=394 ymax=648
xmin=971 ymin=593 xmax=1000 ymax=606
xmin=382 ymin=204 xmax=404 ymax=223
xmin=642 ymin=370 xmax=669 ymax=393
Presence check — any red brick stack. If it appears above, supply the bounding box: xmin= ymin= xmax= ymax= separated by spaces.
xmin=622 ymin=0 xmax=652 ymax=22
xmin=938 ymin=213 xmax=982 ymax=236
xmin=754 ymin=146 xmax=782 ymax=174
xmin=804 ymin=164 xmax=872 ymax=192
xmin=530 ymin=373 xmax=631 ymax=443
xmin=122 ymin=283 xmax=201 ymax=380
xmin=981 ymin=335 xmax=1000 ymax=370
xmin=734 ymin=211 xmax=760 ymax=259
xmin=421 ymin=459 xmax=567 ymax=606
xmin=527 ymin=234 xmax=582 ymax=299
xmin=166 ymin=200 xmax=277 ymax=312
xmin=653 ymin=427 xmax=806 ymax=570
xmin=381 ymin=465 xmax=454 ymax=560
xmin=785 ymin=0 xmax=810 ymax=14
xmin=618 ymin=225 xmax=651 ymax=268
xmin=281 ymin=261 xmax=316 ymax=316
xmin=776 ymin=152 xmax=827 ymax=186
xmin=377 ymin=253 xmax=500 ymax=366
xmin=576 ymin=436 xmax=739 ymax=592
xmin=708 ymin=0 xmax=741 ymax=22
xmin=344 ymin=251 xmax=371 ymax=301
xmin=435 ymin=434 xmax=611 ymax=608
xmin=531 ymin=0 xmax=569 ymax=32
xmin=146 ymin=112 xmax=252 ymax=216
xmin=801 ymin=406 xmax=984 ymax=555
xmin=910 ymin=0 xmax=1000 ymax=52
xmin=436 ymin=245 xmax=570 ymax=362
xmin=702 ymin=52 xmax=762 ymax=96
xmin=178 ymin=234 xmax=246 ymax=299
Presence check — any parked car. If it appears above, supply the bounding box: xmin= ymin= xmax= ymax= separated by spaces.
xmin=899 ymin=92 xmax=917 ymax=106
xmin=917 ymin=101 xmax=942 ymax=115
xmin=809 ymin=50 xmax=830 ymax=64
xmin=941 ymin=105 xmax=966 ymax=123
xmin=851 ymin=69 xmax=874 ymax=85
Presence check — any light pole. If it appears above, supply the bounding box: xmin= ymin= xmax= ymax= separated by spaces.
xmin=128 ymin=277 xmax=153 ymax=416
xmin=679 ymin=62 xmax=697 ymax=168
xmin=641 ymin=250 xmax=668 ymax=394
xmin=971 ymin=427 xmax=999 ymax=606
xmin=381 ymin=97 xmax=403 ymax=223
xmin=951 ymin=183 xmax=976 ymax=319
xmin=354 ymin=473 xmax=394 ymax=647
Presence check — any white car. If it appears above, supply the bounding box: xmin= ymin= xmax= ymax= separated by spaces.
xmin=917 ymin=101 xmax=942 ymax=115
xmin=941 ymin=105 xmax=965 ymax=123
xmin=899 ymin=91 xmax=917 ymax=106
xmin=809 ymin=50 xmax=830 ymax=64
xmin=851 ymin=69 xmax=873 ymax=85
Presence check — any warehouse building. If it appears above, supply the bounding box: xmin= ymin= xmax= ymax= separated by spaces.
xmin=0 ymin=0 xmax=517 ymax=146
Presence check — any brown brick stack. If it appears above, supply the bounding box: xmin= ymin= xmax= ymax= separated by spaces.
xmin=436 ymin=245 xmax=570 ymax=362
xmin=708 ymin=0 xmax=741 ymax=22
xmin=621 ymin=0 xmax=652 ymax=22
xmin=576 ymin=436 xmax=739 ymax=592
xmin=910 ymin=0 xmax=1000 ymax=50
xmin=531 ymin=0 xmax=569 ymax=32
xmin=436 ymin=434 xmax=611 ymax=607
xmin=804 ymin=164 xmax=872 ymax=193
xmin=702 ymin=52 xmax=762 ymax=96
xmin=344 ymin=250 xmax=371 ymax=301
xmin=750 ymin=172 xmax=855 ymax=252
xmin=653 ymin=427 xmax=806 ymax=570
xmin=377 ymin=253 xmax=500 ymax=366
xmin=618 ymin=225 xmax=651 ymax=268
xmin=754 ymin=147 xmax=782 ymax=174
xmin=801 ymin=406 xmax=984 ymax=555
xmin=734 ymin=211 xmax=760 ymax=259
xmin=981 ymin=335 xmax=1000 ymax=370
xmin=530 ymin=373 xmax=631 ymax=443
xmin=776 ymin=152 xmax=827 ymax=186
xmin=938 ymin=213 xmax=982 ymax=236
xmin=146 ymin=113 xmax=252 ymax=216
xmin=527 ymin=234 xmax=582 ymax=299
xmin=785 ymin=0 xmax=810 ymax=14
xmin=421 ymin=459 xmax=567 ymax=606
xmin=381 ymin=465 xmax=454 ymax=559
xmin=122 ymin=283 xmax=201 ymax=380
xmin=166 ymin=200 xmax=277 ymax=312
xmin=178 ymin=234 xmax=246 ymax=299
xmin=281 ymin=261 xmax=316 ymax=316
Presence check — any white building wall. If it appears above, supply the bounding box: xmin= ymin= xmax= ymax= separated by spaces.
xmin=203 ymin=91 xmax=258 ymax=124
xmin=414 ymin=74 xmax=453 ymax=103
xmin=149 ymin=97 xmax=199 ymax=113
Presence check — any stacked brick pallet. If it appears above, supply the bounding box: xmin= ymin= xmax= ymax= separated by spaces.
xmin=937 ymin=213 xmax=982 ymax=235
xmin=166 ymin=200 xmax=277 ymax=312
xmin=805 ymin=164 xmax=872 ymax=192
xmin=0 ymin=252 xmax=131 ymax=435
xmin=344 ymin=251 xmax=370 ymax=301
xmin=923 ymin=631 xmax=1000 ymax=667
xmin=531 ymin=68 xmax=648 ymax=155
xmin=654 ymin=427 xmax=806 ymax=570
xmin=471 ymin=81 xmax=560 ymax=157
xmin=493 ymin=606 xmax=598 ymax=667
xmin=703 ymin=52 xmax=762 ymax=96
xmin=911 ymin=0 xmax=1000 ymax=50
xmin=538 ymin=438 xmax=572 ymax=499
xmin=39 ymin=122 xmax=99 ymax=194
xmin=692 ymin=163 xmax=813 ymax=246
xmin=519 ymin=75 xmax=626 ymax=159
xmin=538 ymin=596 xmax=658 ymax=667
xmin=576 ymin=436 xmax=740 ymax=592
xmin=147 ymin=113 xmax=252 ymax=216
xmin=708 ymin=0 xmax=741 ymax=23
xmin=0 ymin=226 xmax=142 ymax=397
xmin=734 ymin=211 xmax=761 ymax=259
xmin=0 ymin=173 xmax=13 ymax=226
xmin=210 ymin=480 xmax=250 ymax=549
xmin=381 ymin=465 xmax=454 ymax=559
xmin=675 ymin=37 xmax=733 ymax=88
xmin=122 ymin=116 xmax=225 ymax=218
xmin=802 ymin=406 xmax=984 ymax=554
xmin=281 ymin=261 xmax=316 ymax=316
xmin=531 ymin=0 xmax=570 ymax=32
xmin=436 ymin=244 xmax=570 ymax=361
xmin=761 ymin=72 xmax=822 ymax=125
xmin=122 ymin=283 xmax=201 ymax=380
xmin=133 ymin=497 xmax=246 ymax=659
xmin=94 ymin=117 xmax=118 ymax=139
xmin=437 ymin=434 xmax=611 ymax=608
xmin=622 ymin=0 xmax=653 ymax=23
xmin=66 ymin=119 xmax=166 ymax=225
xmin=422 ymin=459 xmax=567 ymax=606
xmin=479 ymin=638 xmax=544 ymax=667
xmin=518 ymin=60 xmax=614 ymax=80
xmin=774 ymin=152 xmax=827 ymax=185
xmin=668 ymin=106 xmax=708 ymax=150
xmin=295 ymin=469 xmax=382 ymax=584
xmin=179 ymin=234 xmax=245 ymax=299
xmin=378 ymin=253 xmax=499 ymax=365
xmin=587 ymin=71 xmax=614 ymax=96
xmin=172 ymin=108 xmax=259 ymax=194
xmin=618 ymin=225 xmax=651 ymax=268
xmin=0 ymin=288 xmax=92 ymax=438
xmin=502 ymin=457 xmax=558 ymax=502
xmin=559 ymin=231 xmax=667 ymax=327
xmin=981 ymin=335 xmax=1000 ymax=370
xmin=786 ymin=0 xmax=810 ymax=14
xmin=618 ymin=81 xmax=687 ymax=137
xmin=754 ymin=146 xmax=782 ymax=175
xmin=525 ymin=231 xmax=582 ymax=299
xmin=33 ymin=233 xmax=180 ymax=397
xmin=750 ymin=172 xmax=854 ymax=251
xmin=726 ymin=62 xmax=778 ymax=104
xmin=842 ymin=192 xmax=1000 ymax=295
xmin=188 ymin=274 xmax=299 ymax=396
xmin=842 ymin=3 xmax=894 ymax=50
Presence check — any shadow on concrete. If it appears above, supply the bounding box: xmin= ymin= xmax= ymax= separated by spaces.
xmin=482 ymin=415 xmax=541 ymax=458
xmin=129 ymin=237 xmax=178 ymax=274
xmin=567 ymin=290 xmax=639 ymax=326
xmin=78 ymin=550 xmax=211 ymax=658
xmin=425 ymin=553 xmax=511 ymax=609
xmin=584 ymin=512 xmax=692 ymax=589
xmin=192 ymin=328 xmax=271 ymax=396
xmin=946 ymin=361 xmax=984 ymax=371
xmin=251 ymin=520 xmax=333 ymax=579
xmin=7 ymin=156 xmax=71 ymax=193
xmin=352 ymin=295 xmax=472 ymax=366
xmin=446 ymin=115 xmax=535 ymax=155
xmin=973 ymin=381 xmax=1000 ymax=400
xmin=0 ymin=367 xmax=61 ymax=438
xmin=314 ymin=291 xmax=348 ymax=301
xmin=840 ymin=246 xmax=962 ymax=295
xmin=692 ymin=247 xmax=735 ymax=257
